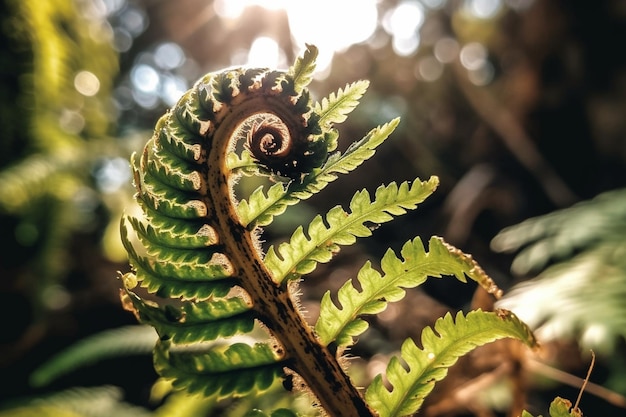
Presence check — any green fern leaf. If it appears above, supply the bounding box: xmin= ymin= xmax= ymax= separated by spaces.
xmin=155 ymin=339 xmax=286 ymax=399
xmin=491 ymin=188 xmax=626 ymax=275
xmin=237 ymin=118 xmax=400 ymax=227
xmin=120 ymin=220 xmax=234 ymax=299
xmin=126 ymin=215 xmax=218 ymax=250
xmin=29 ymin=325 xmax=156 ymax=387
xmin=0 ymin=386 xmax=153 ymax=417
xmin=227 ymin=149 xmax=259 ymax=175
xmin=142 ymin=138 xmax=203 ymax=192
xmin=365 ymin=309 xmax=536 ymax=417
xmin=122 ymin=290 xmax=255 ymax=344
xmin=287 ymin=44 xmax=318 ymax=95
xmin=264 ymin=176 xmax=439 ymax=284
xmin=493 ymin=188 xmax=626 ymax=354
xmin=315 ymin=236 xmax=503 ymax=347
xmin=314 ymin=80 xmax=369 ymax=133
xmin=497 ymin=242 xmax=626 ymax=355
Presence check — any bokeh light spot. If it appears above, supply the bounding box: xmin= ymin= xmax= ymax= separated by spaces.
xmin=59 ymin=109 xmax=86 ymax=134
xmin=247 ymin=36 xmax=284 ymax=68
xmin=467 ymin=61 xmax=495 ymax=85
xmin=417 ymin=56 xmax=444 ymax=81
xmin=154 ymin=42 xmax=186 ymax=70
xmin=434 ymin=37 xmax=459 ymax=63
xmin=465 ymin=0 xmax=502 ymax=19
xmin=460 ymin=42 xmax=487 ymax=70
xmin=74 ymin=70 xmax=101 ymax=96
xmin=383 ymin=1 xmax=425 ymax=56
xmin=119 ymin=5 xmax=148 ymax=36
xmin=161 ymin=74 xmax=188 ymax=106
xmin=93 ymin=157 xmax=132 ymax=193
xmin=287 ymin=0 xmax=378 ymax=73
xmin=42 ymin=285 xmax=71 ymax=311
xmin=131 ymin=64 xmax=160 ymax=93
xmin=113 ymin=27 xmax=133 ymax=52
xmin=384 ymin=2 xmax=425 ymax=39
xmin=422 ymin=0 xmax=447 ymax=8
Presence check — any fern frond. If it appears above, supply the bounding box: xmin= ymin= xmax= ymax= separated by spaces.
xmin=314 ymin=80 xmax=369 ymax=133
xmin=238 ymin=118 xmax=400 ymax=227
xmin=315 ymin=236 xmax=503 ymax=347
xmin=365 ymin=310 xmax=537 ymax=417
xmin=492 ymin=188 xmax=626 ymax=354
xmin=498 ymin=241 xmax=626 ymax=355
xmin=29 ymin=325 xmax=157 ymax=387
xmin=0 ymin=386 xmax=152 ymax=417
xmin=491 ymin=188 xmax=626 ymax=275
xmin=264 ymin=176 xmax=439 ymax=284
xmin=119 ymin=44 xmax=536 ymax=417
xmin=155 ymin=339 xmax=286 ymax=399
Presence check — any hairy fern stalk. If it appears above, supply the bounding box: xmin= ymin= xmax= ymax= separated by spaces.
xmin=120 ymin=45 xmax=537 ymax=417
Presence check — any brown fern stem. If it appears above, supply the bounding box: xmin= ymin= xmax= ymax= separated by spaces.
xmin=207 ymin=110 xmax=375 ymax=417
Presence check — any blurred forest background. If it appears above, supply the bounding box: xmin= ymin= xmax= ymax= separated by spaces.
xmin=1 ymin=0 xmax=626 ymax=416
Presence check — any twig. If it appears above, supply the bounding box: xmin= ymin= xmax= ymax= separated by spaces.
xmin=574 ymin=350 xmax=595 ymax=411
xmin=527 ymin=356 xmax=626 ymax=409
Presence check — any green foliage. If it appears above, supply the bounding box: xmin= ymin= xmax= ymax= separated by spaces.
xmin=154 ymin=339 xmax=285 ymax=399
xmin=119 ymin=44 xmax=537 ymax=416
xmin=365 ymin=310 xmax=535 ymax=417
xmin=0 ymin=0 xmax=124 ymax=315
xmin=492 ymin=188 xmax=626 ymax=354
xmin=237 ymin=117 xmax=400 ymax=228
xmin=263 ymin=178 xmax=439 ymax=284
xmin=315 ymin=236 xmax=502 ymax=347
xmin=0 ymin=386 xmax=153 ymax=417
xmin=30 ymin=325 xmax=157 ymax=387
xmin=520 ymin=397 xmax=583 ymax=417
xmin=287 ymin=43 xmax=318 ymax=95
xmin=314 ymin=80 xmax=370 ymax=133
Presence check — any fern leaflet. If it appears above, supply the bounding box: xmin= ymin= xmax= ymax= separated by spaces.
xmin=314 ymin=80 xmax=369 ymax=133
xmin=365 ymin=309 xmax=537 ymax=417
xmin=264 ymin=177 xmax=439 ymax=284
xmin=287 ymin=43 xmax=318 ymax=95
xmin=154 ymin=339 xmax=286 ymax=399
xmin=315 ymin=236 xmax=502 ymax=347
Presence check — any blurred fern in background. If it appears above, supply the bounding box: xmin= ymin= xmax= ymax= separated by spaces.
xmin=492 ymin=188 xmax=626 ymax=355
xmin=0 ymin=0 xmax=128 ymax=321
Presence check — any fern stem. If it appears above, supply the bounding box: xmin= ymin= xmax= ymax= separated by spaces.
xmin=208 ymin=117 xmax=375 ymax=417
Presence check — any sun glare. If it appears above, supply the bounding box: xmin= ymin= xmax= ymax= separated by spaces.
xmin=214 ymin=0 xmax=378 ymax=75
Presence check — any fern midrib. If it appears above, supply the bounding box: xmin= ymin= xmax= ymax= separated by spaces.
xmin=206 ymin=96 xmax=375 ymax=417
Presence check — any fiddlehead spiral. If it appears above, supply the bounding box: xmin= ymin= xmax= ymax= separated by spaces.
xmin=120 ymin=45 xmax=376 ymax=416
